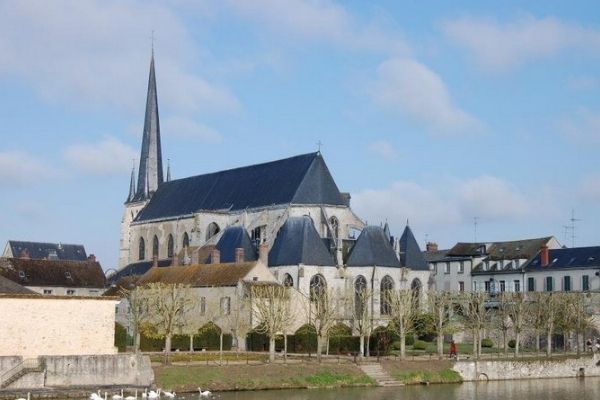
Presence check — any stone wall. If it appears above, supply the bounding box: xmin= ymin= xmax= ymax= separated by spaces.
xmin=0 ymin=296 xmax=118 ymax=357
xmin=454 ymin=354 xmax=600 ymax=381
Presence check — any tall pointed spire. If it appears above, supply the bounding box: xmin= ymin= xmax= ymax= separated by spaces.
xmin=166 ymin=159 xmax=171 ymax=182
xmin=126 ymin=165 xmax=136 ymax=203
xmin=134 ymin=51 xmax=163 ymax=201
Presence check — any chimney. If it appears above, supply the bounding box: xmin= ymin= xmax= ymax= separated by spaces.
xmin=235 ymin=247 xmax=245 ymax=264
xmin=259 ymin=243 xmax=268 ymax=265
xmin=19 ymin=249 xmax=30 ymax=259
xmin=540 ymin=245 xmax=549 ymax=267
xmin=211 ymin=249 xmax=221 ymax=264
xmin=152 ymin=255 xmax=158 ymax=268
xmin=426 ymin=242 xmax=438 ymax=252
xmin=87 ymin=254 xmax=96 ymax=262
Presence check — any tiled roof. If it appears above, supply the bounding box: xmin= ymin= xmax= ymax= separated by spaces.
xmin=103 ymin=276 xmax=140 ymax=296
xmin=525 ymin=246 xmax=600 ymax=271
xmin=7 ymin=241 xmax=87 ymax=261
xmin=137 ymin=262 xmax=258 ymax=287
xmin=0 ymin=258 xmax=106 ymax=288
xmin=216 ymin=226 xmax=257 ymax=263
xmin=269 ymin=216 xmax=335 ymax=267
xmin=346 ymin=226 xmax=400 ymax=267
xmin=134 ymin=152 xmax=346 ymax=222
xmin=398 ymin=225 xmax=428 ymax=270
xmin=0 ymin=275 xmax=38 ymax=295
xmin=109 ymin=258 xmax=172 ymax=282
xmin=486 ymin=237 xmax=553 ymax=260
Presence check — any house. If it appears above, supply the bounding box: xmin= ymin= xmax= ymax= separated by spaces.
xmin=0 ymin=257 xmax=106 ymax=296
xmin=2 ymin=240 xmax=87 ymax=261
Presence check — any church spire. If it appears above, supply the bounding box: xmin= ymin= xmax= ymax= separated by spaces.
xmin=126 ymin=165 xmax=136 ymax=203
xmin=134 ymin=51 xmax=163 ymax=201
xmin=166 ymin=159 xmax=171 ymax=182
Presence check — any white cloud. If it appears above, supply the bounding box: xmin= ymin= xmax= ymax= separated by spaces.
xmin=225 ymin=0 xmax=410 ymax=55
xmin=353 ymin=175 xmax=540 ymax=235
xmin=0 ymin=151 xmax=55 ymax=186
xmin=442 ymin=15 xmax=600 ymax=72
xmin=368 ymin=140 xmax=398 ymax=160
xmin=64 ymin=136 xmax=137 ymax=175
xmin=162 ymin=116 xmax=223 ymax=143
xmin=558 ymin=108 xmax=600 ymax=143
xmin=370 ymin=58 xmax=480 ymax=133
xmin=0 ymin=1 xmax=238 ymax=115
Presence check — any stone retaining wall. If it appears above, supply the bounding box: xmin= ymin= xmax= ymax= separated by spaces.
xmin=454 ymin=354 xmax=600 ymax=381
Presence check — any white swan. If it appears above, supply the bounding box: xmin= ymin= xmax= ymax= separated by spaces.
xmin=113 ymin=389 xmax=124 ymax=400
xmin=124 ymin=390 xmax=138 ymax=400
xmin=141 ymin=389 xmax=148 ymax=399
xmin=16 ymin=393 xmax=30 ymax=400
xmin=163 ymin=391 xmax=175 ymax=399
xmin=148 ymin=389 xmax=160 ymax=399
xmin=198 ymin=388 xmax=211 ymax=397
xmin=90 ymin=391 xmax=102 ymax=400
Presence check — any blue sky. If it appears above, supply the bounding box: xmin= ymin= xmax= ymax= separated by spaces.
xmin=1 ymin=1 xmax=599 ymax=269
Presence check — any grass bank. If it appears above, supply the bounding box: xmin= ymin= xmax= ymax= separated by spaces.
xmin=153 ymin=363 xmax=374 ymax=392
xmin=381 ymin=360 xmax=462 ymax=385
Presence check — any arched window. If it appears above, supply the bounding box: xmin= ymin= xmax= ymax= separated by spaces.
xmin=138 ymin=237 xmax=145 ymax=261
xmin=283 ymin=273 xmax=294 ymax=287
xmin=152 ymin=235 xmax=159 ymax=257
xmin=309 ymin=274 xmax=327 ymax=302
xmin=411 ymin=278 xmax=422 ymax=309
xmin=354 ymin=275 xmax=367 ymax=316
xmin=380 ymin=275 xmax=394 ymax=316
xmin=182 ymin=232 xmax=189 ymax=248
xmin=167 ymin=234 xmax=174 ymax=258
xmin=206 ymin=222 xmax=220 ymax=241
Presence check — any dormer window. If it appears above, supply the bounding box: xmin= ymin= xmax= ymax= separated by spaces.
xmin=18 ymin=270 xmax=25 ymax=279
xmin=65 ymin=271 xmax=72 ymax=279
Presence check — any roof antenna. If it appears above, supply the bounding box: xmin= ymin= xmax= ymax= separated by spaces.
xmin=563 ymin=209 xmax=580 ymax=248
xmin=317 ymin=140 xmax=322 ymax=154
xmin=474 ymin=216 xmax=479 ymax=242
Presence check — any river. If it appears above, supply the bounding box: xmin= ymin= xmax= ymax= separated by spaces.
xmin=214 ymin=377 xmax=600 ymax=400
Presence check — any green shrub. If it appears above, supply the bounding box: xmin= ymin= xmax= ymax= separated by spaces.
xmin=481 ymin=338 xmax=494 ymax=348
xmin=413 ymin=313 xmax=436 ymax=341
xmin=405 ymin=335 xmax=415 ymax=346
xmin=412 ymin=340 xmax=428 ymax=350
xmin=508 ymin=339 xmax=516 ymax=349
xmin=114 ymin=323 xmax=128 ymax=352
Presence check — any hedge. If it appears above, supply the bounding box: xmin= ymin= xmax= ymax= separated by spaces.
xmin=114 ymin=323 xmax=128 ymax=352
xmin=140 ymin=332 xmax=232 ymax=351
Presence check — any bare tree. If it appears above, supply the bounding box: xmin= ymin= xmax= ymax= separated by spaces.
xmin=560 ymin=293 xmax=589 ymax=355
xmin=428 ymin=290 xmax=455 ymax=359
xmin=349 ymin=286 xmax=374 ymax=358
xmin=307 ymin=287 xmax=340 ymax=363
xmin=540 ymin=292 xmax=560 ymax=357
xmin=140 ymin=282 xmax=196 ymax=364
xmin=118 ymin=285 xmax=148 ymax=353
xmin=223 ymin=286 xmax=253 ymax=356
xmin=461 ymin=291 xmax=489 ymax=359
xmin=388 ymin=289 xmax=417 ymax=360
xmin=526 ymin=292 xmax=546 ymax=354
xmin=506 ymin=292 xmax=527 ymax=356
xmin=494 ymin=292 xmax=513 ymax=355
xmin=249 ymin=283 xmax=294 ymax=362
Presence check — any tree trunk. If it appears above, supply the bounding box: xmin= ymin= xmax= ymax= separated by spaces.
xmin=472 ymin=329 xmax=478 ymax=359
xmin=366 ymin=334 xmax=371 ymax=357
xmin=219 ymin=333 xmax=224 ymax=366
xmin=577 ymin=331 xmax=582 ymax=356
xmin=316 ymin=335 xmax=324 ymax=363
xmin=269 ymin=336 xmax=276 ymax=363
xmin=189 ymin=334 xmax=194 ymax=352
xmin=400 ymin=325 xmax=406 ymax=360
xmin=535 ymin=333 xmax=540 ymax=353
xmin=165 ymin=335 xmax=172 ymax=365
xmin=477 ymin=331 xmax=482 ymax=358
xmin=437 ymin=331 xmax=444 ymax=360
xmin=134 ymin=331 xmax=141 ymax=353
xmin=326 ymin=337 xmax=330 ymax=356
xmin=359 ymin=335 xmax=365 ymax=358
xmin=503 ymin=330 xmax=508 ymax=354
xmin=515 ymin=331 xmax=520 ymax=356
xmin=546 ymin=329 xmax=552 ymax=357
xmin=284 ymin=334 xmax=288 ymax=364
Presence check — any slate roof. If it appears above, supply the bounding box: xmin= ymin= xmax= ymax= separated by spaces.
xmin=137 ymin=262 xmax=258 ymax=287
xmin=486 ymin=237 xmax=553 ymax=260
xmin=269 ymin=216 xmax=335 ymax=267
xmin=446 ymin=242 xmax=488 ymax=257
xmin=134 ymin=152 xmax=346 ymax=222
xmin=398 ymin=225 xmax=428 ymax=270
xmin=6 ymin=241 xmax=87 ymax=261
xmin=0 ymin=258 xmax=106 ymax=288
xmin=216 ymin=226 xmax=257 ymax=263
xmin=0 ymin=275 xmax=38 ymax=295
xmin=423 ymin=249 xmax=450 ymax=263
xmin=103 ymin=276 xmax=139 ymax=297
xmin=525 ymin=246 xmax=600 ymax=271
xmin=346 ymin=226 xmax=400 ymax=267
xmin=109 ymin=258 xmax=172 ymax=282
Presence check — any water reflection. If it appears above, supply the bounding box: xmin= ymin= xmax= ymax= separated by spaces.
xmin=217 ymin=377 xmax=600 ymax=400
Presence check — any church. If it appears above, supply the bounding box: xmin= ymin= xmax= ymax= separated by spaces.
xmin=114 ymin=54 xmax=430 ymax=324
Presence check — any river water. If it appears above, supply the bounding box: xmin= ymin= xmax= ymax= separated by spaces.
xmin=215 ymin=377 xmax=600 ymax=400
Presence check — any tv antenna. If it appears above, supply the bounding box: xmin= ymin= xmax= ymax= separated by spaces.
xmin=563 ymin=209 xmax=580 ymax=248
xmin=473 ymin=217 xmax=479 ymax=242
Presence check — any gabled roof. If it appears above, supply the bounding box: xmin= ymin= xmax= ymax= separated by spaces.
xmin=137 ymin=262 xmax=258 ymax=287
xmin=0 ymin=258 xmax=106 ymax=288
xmin=269 ymin=216 xmax=335 ymax=267
xmin=216 ymin=226 xmax=257 ymax=263
xmin=134 ymin=152 xmax=346 ymax=222
xmin=486 ymin=237 xmax=554 ymax=260
xmin=525 ymin=246 xmax=600 ymax=271
xmin=399 ymin=225 xmax=428 ymax=270
xmin=446 ymin=242 xmax=488 ymax=257
xmin=103 ymin=276 xmax=139 ymax=297
xmin=0 ymin=275 xmax=38 ymax=295
xmin=110 ymin=258 xmax=172 ymax=282
xmin=346 ymin=226 xmax=400 ymax=267
xmin=6 ymin=241 xmax=87 ymax=261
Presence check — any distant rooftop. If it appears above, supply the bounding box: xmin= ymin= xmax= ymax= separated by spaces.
xmin=4 ymin=240 xmax=87 ymax=261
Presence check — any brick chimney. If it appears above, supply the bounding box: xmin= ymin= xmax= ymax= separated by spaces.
xmin=235 ymin=247 xmax=245 ymax=263
xmin=426 ymin=242 xmax=438 ymax=252
xmin=152 ymin=255 xmax=158 ymax=268
xmin=540 ymin=245 xmax=549 ymax=267
xmin=259 ymin=243 xmax=269 ymax=265
xmin=211 ymin=249 xmax=221 ymax=264
xmin=87 ymin=254 xmax=96 ymax=262
xmin=19 ymin=249 xmax=30 ymax=259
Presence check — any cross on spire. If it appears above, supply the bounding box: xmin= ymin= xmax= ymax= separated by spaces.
xmin=317 ymin=140 xmax=323 ymax=152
